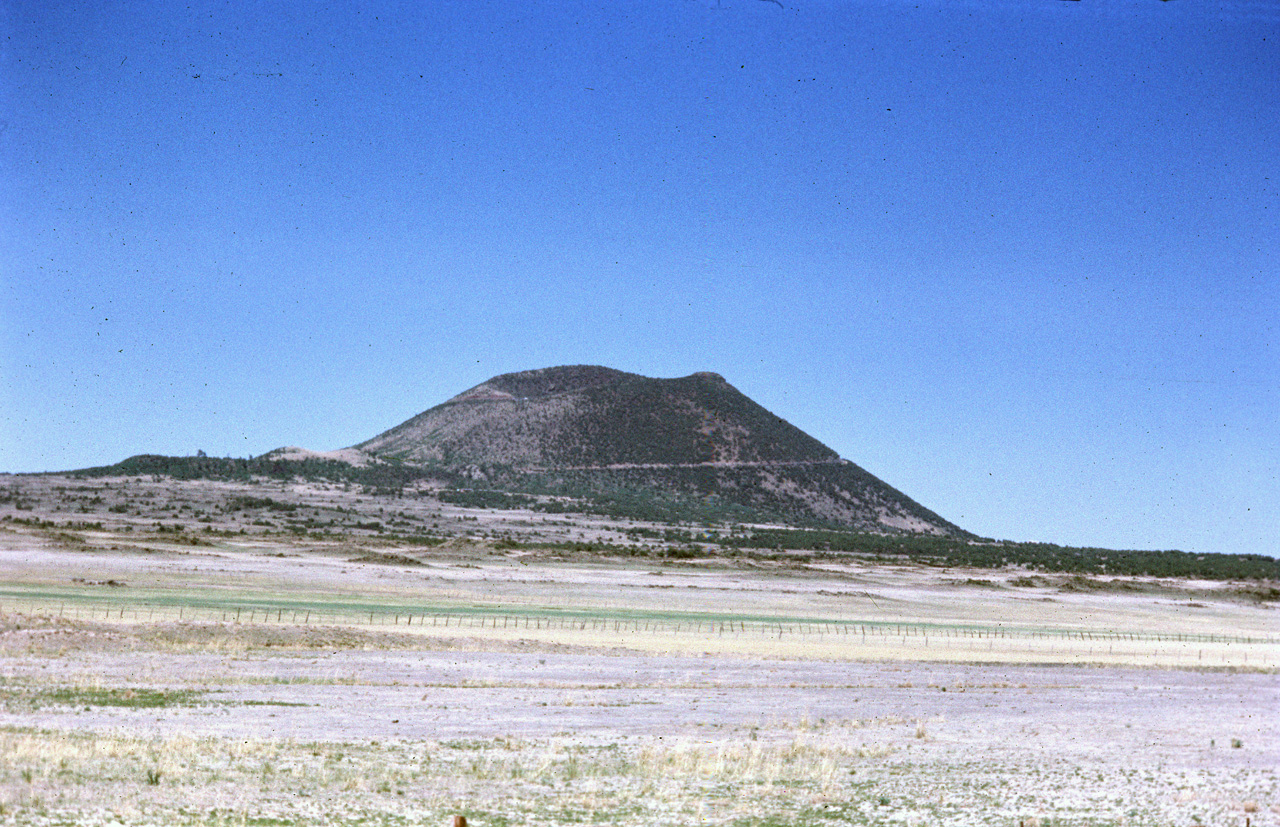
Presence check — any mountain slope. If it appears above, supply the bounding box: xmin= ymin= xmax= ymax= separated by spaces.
xmin=357 ymin=366 xmax=964 ymax=535
xmin=359 ymin=366 xmax=835 ymax=468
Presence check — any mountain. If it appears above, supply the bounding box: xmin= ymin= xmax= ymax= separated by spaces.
xmin=357 ymin=366 xmax=964 ymax=536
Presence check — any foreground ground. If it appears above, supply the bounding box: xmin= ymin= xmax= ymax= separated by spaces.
xmin=0 ymin=474 xmax=1276 ymax=826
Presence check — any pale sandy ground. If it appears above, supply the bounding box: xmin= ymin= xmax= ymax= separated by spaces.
xmin=0 ymin=476 xmax=1276 ymax=825
xmin=0 ymin=616 xmax=1275 ymax=826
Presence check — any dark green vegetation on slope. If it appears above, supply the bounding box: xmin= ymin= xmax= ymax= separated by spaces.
xmin=70 ymin=453 xmax=432 ymax=490
xmin=61 ymin=452 xmax=949 ymax=534
xmin=723 ymin=528 xmax=1280 ymax=582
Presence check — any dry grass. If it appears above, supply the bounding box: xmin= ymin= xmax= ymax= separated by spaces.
xmin=0 ymin=726 xmax=896 ymax=826
xmin=1 ymin=720 xmax=1273 ymax=827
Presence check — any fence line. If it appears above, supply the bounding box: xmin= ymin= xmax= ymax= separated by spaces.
xmin=2 ymin=600 xmax=1274 ymax=648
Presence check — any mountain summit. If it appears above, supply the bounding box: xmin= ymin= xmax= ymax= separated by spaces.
xmin=357 ymin=366 xmax=963 ymax=535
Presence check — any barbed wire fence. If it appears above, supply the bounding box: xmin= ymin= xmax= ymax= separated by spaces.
xmin=3 ymin=599 xmax=1274 ymax=667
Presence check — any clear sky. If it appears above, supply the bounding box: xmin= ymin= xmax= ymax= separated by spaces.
xmin=3 ymin=0 xmax=1277 ymax=556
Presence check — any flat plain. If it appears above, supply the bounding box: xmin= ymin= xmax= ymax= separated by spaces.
xmin=0 ymin=473 xmax=1276 ymax=826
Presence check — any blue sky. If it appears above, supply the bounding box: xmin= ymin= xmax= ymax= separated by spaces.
xmin=3 ymin=0 xmax=1276 ymax=556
